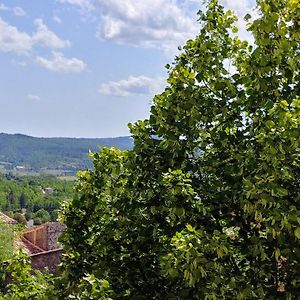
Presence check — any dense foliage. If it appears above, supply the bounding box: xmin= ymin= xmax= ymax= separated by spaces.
xmin=0 ymin=222 xmax=16 ymax=261
xmin=61 ymin=0 xmax=300 ymax=298
xmin=1 ymin=0 xmax=300 ymax=299
xmin=0 ymin=252 xmax=57 ymax=300
xmin=0 ymin=252 xmax=114 ymax=300
xmin=0 ymin=174 xmax=74 ymax=225
xmin=0 ymin=133 xmax=132 ymax=173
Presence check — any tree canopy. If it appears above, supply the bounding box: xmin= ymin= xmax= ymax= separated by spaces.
xmin=0 ymin=174 xmax=75 ymax=225
xmin=56 ymin=0 xmax=300 ymax=298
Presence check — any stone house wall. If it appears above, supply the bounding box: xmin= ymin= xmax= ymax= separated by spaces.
xmin=21 ymin=222 xmax=66 ymax=273
xmin=23 ymin=222 xmax=66 ymax=251
xmin=46 ymin=222 xmax=66 ymax=250
xmin=23 ymin=225 xmax=47 ymax=250
xmin=30 ymin=249 xmax=63 ymax=274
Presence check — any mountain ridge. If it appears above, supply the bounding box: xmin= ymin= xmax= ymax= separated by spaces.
xmin=0 ymin=132 xmax=133 ymax=174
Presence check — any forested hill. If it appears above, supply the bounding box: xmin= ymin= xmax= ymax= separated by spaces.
xmin=0 ymin=133 xmax=133 ymax=173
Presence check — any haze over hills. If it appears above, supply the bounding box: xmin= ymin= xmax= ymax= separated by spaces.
xmin=0 ymin=133 xmax=133 ymax=175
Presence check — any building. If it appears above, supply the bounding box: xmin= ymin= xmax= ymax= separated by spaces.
xmin=21 ymin=222 xmax=66 ymax=273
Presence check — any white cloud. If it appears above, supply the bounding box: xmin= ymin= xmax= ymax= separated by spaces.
xmin=0 ymin=4 xmax=27 ymax=16
xmin=99 ymin=75 xmax=164 ymax=97
xmin=33 ymin=19 xmax=71 ymax=48
xmin=58 ymin=0 xmax=256 ymax=54
xmin=0 ymin=18 xmax=33 ymax=53
xmin=0 ymin=3 xmax=9 ymax=11
xmin=220 ymin=0 xmax=256 ymax=42
xmin=27 ymin=94 xmax=40 ymax=101
xmin=58 ymin=0 xmax=94 ymax=11
xmin=13 ymin=6 xmax=26 ymax=17
xmin=36 ymin=52 xmax=87 ymax=73
xmin=58 ymin=0 xmax=198 ymax=56
xmin=221 ymin=0 xmax=251 ymax=16
xmin=0 ymin=17 xmax=71 ymax=54
xmin=11 ymin=59 xmax=27 ymax=67
xmin=97 ymin=0 xmax=198 ymax=55
xmin=53 ymin=15 xmax=62 ymax=24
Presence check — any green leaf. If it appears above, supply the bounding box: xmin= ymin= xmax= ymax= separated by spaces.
xmin=232 ymin=26 xmax=239 ymax=33
xmin=295 ymin=228 xmax=300 ymax=239
xmin=274 ymin=248 xmax=280 ymax=261
xmin=265 ymin=120 xmax=275 ymax=129
xmin=244 ymin=13 xmax=251 ymax=21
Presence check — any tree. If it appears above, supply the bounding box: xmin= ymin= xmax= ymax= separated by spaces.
xmin=5 ymin=189 xmax=17 ymax=211
xmin=34 ymin=209 xmax=50 ymax=224
xmin=61 ymin=0 xmax=300 ymax=298
xmin=13 ymin=213 xmax=27 ymax=226
xmin=19 ymin=193 xmax=27 ymax=209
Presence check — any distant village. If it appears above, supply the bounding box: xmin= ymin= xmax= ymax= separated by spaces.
xmin=0 ymin=161 xmax=76 ymax=176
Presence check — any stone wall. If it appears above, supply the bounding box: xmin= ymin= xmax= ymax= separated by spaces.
xmin=23 ymin=222 xmax=66 ymax=251
xmin=22 ymin=222 xmax=66 ymax=273
xmin=46 ymin=222 xmax=66 ymax=250
xmin=30 ymin=249 xmax=63 ymax=274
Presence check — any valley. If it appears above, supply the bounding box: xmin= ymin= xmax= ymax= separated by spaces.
xmin=0 ymin=133 xmax=133 ymax=175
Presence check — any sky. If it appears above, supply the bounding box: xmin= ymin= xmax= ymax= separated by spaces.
xmin=0 ymin=0 xmax=255 ymax=138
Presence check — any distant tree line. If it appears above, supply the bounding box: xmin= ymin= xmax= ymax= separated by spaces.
xmin=0 ymin=133 xmax=133 ymax=172
xmin=0 ymin=174 xmax=74 ymax=225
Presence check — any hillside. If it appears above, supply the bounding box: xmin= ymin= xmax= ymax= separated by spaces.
xmin=0 ymin=133 xmax=133 ymax=174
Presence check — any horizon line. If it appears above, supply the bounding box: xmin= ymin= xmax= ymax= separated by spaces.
xmin=0 ymin=132 xmax=132 ymax=140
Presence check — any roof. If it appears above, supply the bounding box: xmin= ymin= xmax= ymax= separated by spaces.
xmin=0 ymin=212 xmax=17 ymax=224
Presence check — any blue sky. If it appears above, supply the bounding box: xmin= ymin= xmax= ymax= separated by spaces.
xmin=0 ymin=0 xmax=254 ymax=138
